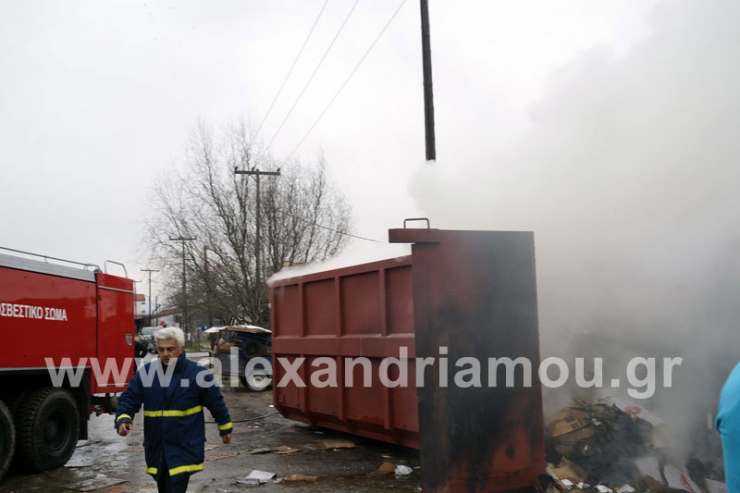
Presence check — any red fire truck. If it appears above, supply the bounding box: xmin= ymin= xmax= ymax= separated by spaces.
xmin=0 ymin=247 xmax=136 ymax=480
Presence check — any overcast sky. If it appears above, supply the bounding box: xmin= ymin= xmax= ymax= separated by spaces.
xmin=4 ymin=0 xmax=739 ymax=432
xmin=1 ymin=0 xmax=659 ymax=292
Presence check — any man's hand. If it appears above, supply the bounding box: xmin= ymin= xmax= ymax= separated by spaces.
xmin=222 ymin=433 xmax=232 ymax=445
xmin=117 ymin=422 xmax=133 ymax=436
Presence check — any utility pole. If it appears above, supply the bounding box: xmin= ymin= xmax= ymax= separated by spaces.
xmin=203 ymin=245 xmax=213 ymax=328
xmin=141 ymin=268 xmax=159 ymax=327
xmin=420 ymin=0 xmax=436 ymax=161
xmin=169 ymin=236 xmax=196 ymax=333
xmin=133 ymin=280 xmax=142 ymax=326
xmin=233 ymin=168 xmax=281 ymax=322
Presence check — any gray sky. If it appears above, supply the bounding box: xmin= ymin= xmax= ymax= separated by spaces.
xmin=1 ymin=0 xmax=658 ymax=296
xmin=3 ymin=0 xmax=738 ymax=434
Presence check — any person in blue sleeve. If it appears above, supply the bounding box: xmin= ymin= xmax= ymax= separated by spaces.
xmin=115 ymin=327 xmax=233 ymax=493
xmin=717 ymin=362 xmax=740 ymax=492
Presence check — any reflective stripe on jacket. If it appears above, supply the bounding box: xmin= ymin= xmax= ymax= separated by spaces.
xmin=114 ymin=352 xmax=232 ymax=482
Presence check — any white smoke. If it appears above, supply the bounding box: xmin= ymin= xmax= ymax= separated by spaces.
xmin=410 ymin=0 xmax=740 ymax=455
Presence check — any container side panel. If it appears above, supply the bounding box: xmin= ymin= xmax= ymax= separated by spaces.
xmin=305 ymin=356 xmax=340 ymax=417
xmin=343 ymin=359 xmax=385 ymax=425
xmin=273 ymin=285 xmax=301 ymax=336
xmin=273 ymin=355 xmax=304 ymax=414
xmin=409 ymin=231 xmax=545 ymax=492
xmin=271 ymin=257 xmax=419 ymax=449
xmin=304 ymin=279 xmax=336 ymax=336
xmin=341 ymin=271 xmax=380 ymax=336
xmin=0 ymin=266 xmax=96 ymax=369
xmin=385 ymin=265 xmax=414 ymax=335
xmin=390 ymin=364 xmax=419 ymax=432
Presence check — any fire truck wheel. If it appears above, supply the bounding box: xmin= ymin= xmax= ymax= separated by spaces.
xmin=15 ymin=388 xmax=79 ymax=472
xmin=0 ymin=401 xmax=15 ymax=481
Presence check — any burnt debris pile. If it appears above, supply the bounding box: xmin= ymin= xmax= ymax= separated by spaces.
xmin=544 ymin=396 xmax=725 ymax=493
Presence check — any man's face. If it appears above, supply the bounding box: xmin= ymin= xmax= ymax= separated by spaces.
xmin=157 ymin=339 xmax=183 ymax=365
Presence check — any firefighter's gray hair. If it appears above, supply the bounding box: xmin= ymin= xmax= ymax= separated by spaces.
xmin=155 ymin=327 xmax=185 ymax=348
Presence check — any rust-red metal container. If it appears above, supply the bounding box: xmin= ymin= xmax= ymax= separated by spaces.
xmin=270 ymin=226 xmax=545 ymax=491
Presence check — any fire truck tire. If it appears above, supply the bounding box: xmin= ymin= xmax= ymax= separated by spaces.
xmin=15 ymin=388 xmax=79 ymax=472
xmin=0 ymin=401 xmax=15 ymax=481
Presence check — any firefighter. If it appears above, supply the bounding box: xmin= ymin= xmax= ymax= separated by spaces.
xmin=115 ymin=327 xmax=233 ymax=493
xmin=717 ymin=362 xmax=740 ymax=492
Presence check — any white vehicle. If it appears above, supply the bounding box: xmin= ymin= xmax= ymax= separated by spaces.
xmin=139 ymin=326 xmax=163 ymax=353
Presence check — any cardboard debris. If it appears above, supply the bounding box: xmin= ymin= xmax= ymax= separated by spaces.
xmin=206 ymin=451 xmax=239 ymax=461
xmin=544 ymin=396 xmax=723 ymax=490
xmin=244 ymin=445 xmax=300 ymax=455
xmin=550 ymin=457 xmax=588 ymax=483
xmin=546 ymin=407 xmax=595 ymax=456
xmin=312 ymin=441 xmax=356 ymax=450
xmin=284 ymin=474 xmax=318 ymax=482
xmin=274 ymin=445 xmax=300 ymax=454
xmin=246 ymin=447 xmax=276 ymax=454
xmin=371 ymin=462 xmax=397 ymax=476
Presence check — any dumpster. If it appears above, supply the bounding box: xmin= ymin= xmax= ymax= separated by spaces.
xmin=270 ymin=222 xmax=545 ymax=491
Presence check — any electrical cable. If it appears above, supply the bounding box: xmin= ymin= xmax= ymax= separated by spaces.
xmin=267 ymin=205 xmax=384 ymax=243
xmin=253 ymin=0 xmax=331 ymax=139
xmin=205 ymin=411 xmax=280 ymax=424
xmin=266 ymin=0 xmax=361 ymax=150
xmin=287 ymin=0 xmax=408 ymax=159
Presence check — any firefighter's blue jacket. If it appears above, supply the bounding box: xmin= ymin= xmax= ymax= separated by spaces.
xmin=717 ymin=361 xmax=740 ymax=493
xmin=115 ymin=352 xmax=232 ymax=483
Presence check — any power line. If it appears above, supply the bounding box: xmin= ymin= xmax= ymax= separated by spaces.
xmin=267 ymin=206 xmax=384 ymax=243
xmin=288 ymin=0 xmax=408 ymax=159
xmin=253 ymin=0 xmax=330 ymax=139
xmin=266 ymin=0 xmax=361 ymax=150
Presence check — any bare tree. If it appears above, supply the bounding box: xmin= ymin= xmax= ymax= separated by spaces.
xmin=144 ymin=121 xmax=352 ymax=327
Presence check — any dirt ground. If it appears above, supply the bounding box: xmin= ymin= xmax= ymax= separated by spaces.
xmin=0 ymin=379 xmax=422 ymax=493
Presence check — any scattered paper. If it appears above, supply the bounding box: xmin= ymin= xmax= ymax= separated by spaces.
xmin=247 ymin=470 xmax=277 ymax=481
xmin=236 ymin=478 xmax=261 ymax=486
xmin=706 ymin=479 xmax=728 ymax=493
xmin=664 ymin=465 xmax=701 ymax=493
